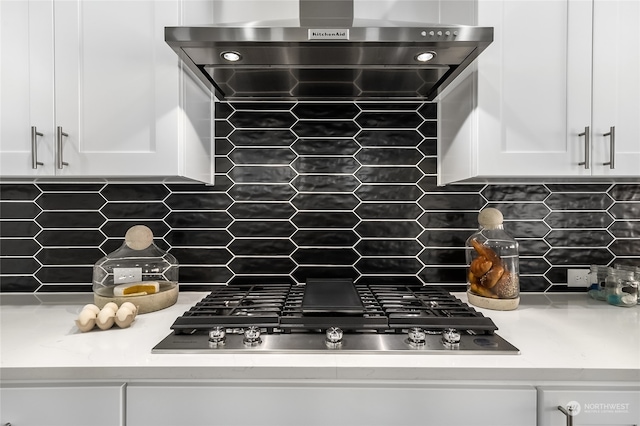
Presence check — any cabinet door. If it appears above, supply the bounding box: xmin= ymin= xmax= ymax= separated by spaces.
xmin=590 ymin=0 xmax=640 ymax=176
xmin=53 ymin=0 xmax=182 ymax=177
xmin=0 ymin=0 xmax=56 ymax=176
xmin=128 ymin=383 xmax=536 ymax=426
xmin=476 ymin=0 xmax=592 ymax=177
xmin=0 ymin=383 xmax=125 ymax=426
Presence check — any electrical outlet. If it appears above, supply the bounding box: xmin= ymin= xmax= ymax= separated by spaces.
xmin=113 ymin=267 xmax=142 ymax=284
xmin=567 ymin=269 xmax=590 ymax=287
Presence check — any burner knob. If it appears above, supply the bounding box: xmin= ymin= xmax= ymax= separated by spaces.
xmin=325 ymin=327 xmax=343 ymax=347
xmin=407 ymin=327 xmax=426 ymax=346
xmin=243 ymin=326 xmax=262 ymax=346
xmin=208 ymin=326 xmax=226 ymax=345
xmin=442 ymin=328 xmax=461 ymax=348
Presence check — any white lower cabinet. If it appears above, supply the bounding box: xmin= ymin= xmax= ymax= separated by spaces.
xmin=126 ymin=382 xmax=536 ymax=426
xmin=537 ymin=386 xmax=640 ymax=426
xmin=0 ymin=382 xmax=125 ymax=426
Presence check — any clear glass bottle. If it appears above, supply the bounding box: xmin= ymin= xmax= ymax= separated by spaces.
xmin=587 ymin=265 xmax=609 ymax=301
xmin=466 ymin=208 xmax=520 ymax=310
xmin=92 ymin=225 xmax=179 ymax=313
xmin=605 ymin=267 xmax=639 ymax=307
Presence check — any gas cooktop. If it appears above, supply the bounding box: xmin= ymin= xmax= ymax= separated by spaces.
xmin=153 ymin=282 xmax=519 ymax=354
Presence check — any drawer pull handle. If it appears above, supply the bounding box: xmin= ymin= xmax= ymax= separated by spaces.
xmin=578 ymin=126 xmax=590 ymax=169
xmin=31 ymin=126 xmax=44 ymax=169
xmin=603 ymin=126 xmax=615 ymax=169
xmin=56 ymin=126 xmax=69 ymax=169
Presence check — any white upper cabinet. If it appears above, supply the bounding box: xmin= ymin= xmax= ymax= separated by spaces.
xmin=439 ymin=0 xmax=640 ymax=184
xmin=0 ymin=0 xmax=214 ymax=183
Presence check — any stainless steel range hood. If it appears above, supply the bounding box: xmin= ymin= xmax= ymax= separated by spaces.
xmin=165 ymin=1 xmax=493 ymax=101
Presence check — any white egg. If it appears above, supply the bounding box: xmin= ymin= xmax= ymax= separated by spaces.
xmin=103 ymin=302 xmax=118 ymax=312
xmin=119 ymin=301 xmax=138 ymax=315
xmin=115 ymin=307 xmax=136 ymax=328
xmin=96 ymin=306 xmax=116 ymax=330
xmin=81 ymin=304 xmax=101 ymax=315
xmin=75 ymin=308 xmax=97 ymax=332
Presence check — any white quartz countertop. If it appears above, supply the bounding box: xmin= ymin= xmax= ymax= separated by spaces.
xmin=1 ymin=291 xmax=638 ymax=383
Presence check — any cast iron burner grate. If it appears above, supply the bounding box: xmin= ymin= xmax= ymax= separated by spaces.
xmin=168 ymin=284 xmax=498 ymax=335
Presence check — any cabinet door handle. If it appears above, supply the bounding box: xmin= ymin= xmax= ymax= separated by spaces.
xmin=56 ymin=126 xmax=69 ymax=169
xmin=578 ymin=126 xmax=590 ymax=169
xmin=31 ymin=126 xmax=44 ymax=169
xmin=557 ymin=404 xmax=577 ymax=426
xmin=602 ymin=126 xmax=615 ymax=169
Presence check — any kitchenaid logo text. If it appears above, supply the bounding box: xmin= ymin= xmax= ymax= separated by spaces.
xmin=308 ymin=29 xmax=349 ymax=40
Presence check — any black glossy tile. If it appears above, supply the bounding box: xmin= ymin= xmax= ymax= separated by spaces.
xmin=356 ymin=258 xmax=422 ymax=274
xmin=0 ymin=202 xmax=40 ymax=219
xmin=291 ymin=230 xmax=359 ymax=247
xmin=419 ymin=230 xmax=471 ymax=247
xmin=418 ymin=139 xmax=437 ymax=156
xmin=418 ymin=176 xmax=484 ymax=193
xmin=166 ymin=178 xmax=233 ymax=193
xmin=292 ymin=120 xmax=359 ymax=138
xmin=229 ymin=257 xmax=296 ymax=274
xmin=36 ymin=212 xmax=104 ymax=228
xmin=291 ymin=212 xmax=359 ymax=228
xmin=36 ymin=230 xmax=104 ymax=247
xmin=355 ymin=202 xmax=422 ymax=220
xmin=519 ymin=258 xmax=550 ymax=274
xmin=179 ymin=266 xmax=233 ymax=284
xmin=217 ymin=158 xmax=233 ymax=175
xmin=356 ymin=167 xmax=422 ymax=184
xmin=230 ymin=102 xmax=295 ymax=111
xmin=0 ymin=276 xmax=40 ymax=292
xmin=507 ymin=221 xmax=551 ymax=238
xmin=517 ymin=239 xmax=550 ymax=256
xmin=38 ymin=283 xmax=93 ymax=292
xmin=228 ymin=184 xmax=296 ymax=202
xmin=293 ymin=248 xmax=359 ymax=265
xmin=544 ymin=230 xmax=613 ymax=247
xmin=36 ymin=193 xmax=105 ymax=210
xmin=37 ymin=183 xmax=104 ymax=192
xmin=608 ymin=184 xmax=640 ymax=201
xmin=419 ymin=193 xmax=484 ymax=210
xmin=355 ymin=185 xmax=422 ymax=201
xmin=0 ymin=221 xmax=40 ymax=237
xmin=0 ymin=184 xmax=40 ymax=201
xmin=292 ymin=193 xmax=359 ymax=211
xmin=357 ymin=276 xmax=424 ymax=286
xmin=36 ymin=266 xmax=92 ymax=284
xmin=519 ymin=276 xmax=550 ymax=292
xmin=215 ymin=102 xmax=234 ymax=117
xmin=418 ymin=121 xmax=437 ymax=137
xmin=100 ymin=202 xmax=169 ymax=220
xmin=546 ymin=183 xmax=612 ymax=193
xmin=418 ymin=103 xmax=437 ymax=119
xmin=165 ymin=193 xmax=233 ymax=210
xmin=228 ymin=239 xmax=296 ymax=256
xmin=0 ymin=239 xmax=40 ymax=256
xmin=169 ymin=248 xmax=233 ymax=265
xmin=229 ymin=147 xmax=296 ymax=165
xmin=418 ymin=157 xmax=437 ymax=174
xmin=419 ymin=267 xmax=465 ymax=284
xmin=483 ymin=185 xmax=549 ymax=202
xmin=292 ymin=157 xmax=360 ymax=174
xmin=215 ymin=138 xmax=234 ymax=155
xmin=544 ymin=248 xmax=613 ymax=265
xmin=419 ymin=212 xmax=478 ymax=229
xmin=609 ymin=239 xmax=640 ymax=256
xmin=292 ymin=139 xmax=360 ymax=155
xmin=356 ymin=112 xmax=422 ymax=128
xmin=229 ymin=111 xmax=296 ymax=128
xmin=101 ymin=184 xmax=169 ymax=201
xmin=545 ymin=267 xmax=570 ymax=285
xmin=228 ymin=276 xmax=296 ymax=286
xmin=229 ymin=166 xmax=295 ymax=183
xmin=356 ymin=148 xmax=423 ymax=166
xmin=355 ymin=221 xmax=423 ymax=238
xmin=545 ymin=193 xmax=613 ymax=210
xmin=545 ymin=212 xmax=614 ymax=228
xmin=355 ymin=239 xmax=422 ymax=256
xmin=228 ymin=221 xmax=296 ymax=238
xmin=292 ymin=175 xmax=360 ymax=192
xmin=214 ymin=120 xmax=234 ymax=137
xmin=292 ymin=103 xmax=360 ymax=119
xmin=166 ymin=230 xmax=233 ymax=247
xmin=608 ymin=221 xmax=640 ymax=238
xmin=229 ymin=130 xmax=296 ymax=147
xmin=356 ymin=130 xmax=423 ymax=147
xmin=609 ymin=202 xmax=640 ymax=220
xmin=100 ymin=221 xmax=169 ymax=239
xmin=165 ymin=212 xmax=233 ymax=228
xmin=419 ymin=248 xmax=466 ymax=265
xmin=228 ymin=202 xmax=295 ymax=220
xmin=485 ymin=202 xmax=550 ymax=220
xmin=36 ymin=248 xmax=103 ymax=265
xmin=292 ymin=266 xmax=358 ymax=283
xmin=356 ymin=102 xmax=420 ymax=111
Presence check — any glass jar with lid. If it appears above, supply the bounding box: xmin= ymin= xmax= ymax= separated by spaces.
xmin=587 ymin=265 xmax=609 ymax=301
xmin=92 ymin=225 xmax=179 ymax=313
xmin=605 ymin=267 xmax=639 ymax=307
xmin=466 ymin=208 xmax=520 ymax=310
